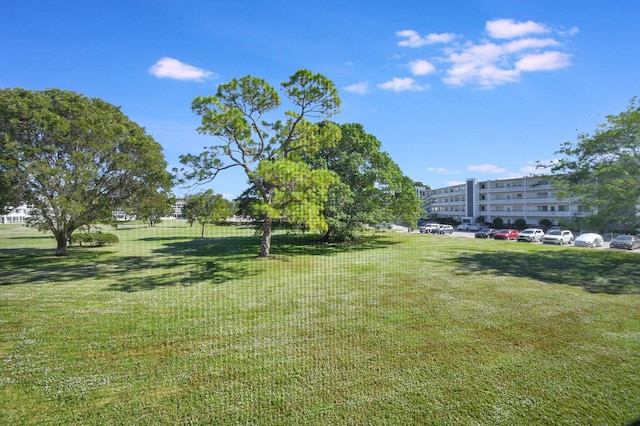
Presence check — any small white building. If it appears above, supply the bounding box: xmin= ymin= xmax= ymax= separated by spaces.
xmin=422 ymin=176 xmax=589 ymax=226
xmin=0 ymin=204 xmax=32 ymax=224
xmin=2 ymin=200 xmax=190 ymax=224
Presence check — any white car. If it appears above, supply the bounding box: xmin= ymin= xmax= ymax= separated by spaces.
xmin=437 ymin=225 xmax=454 ymax=234
xmin=542 ymin=229 xmax=574 ymax=245
xmin=517 ymin=228 xmax=545 ymax=242
xmin=574 ymin=233 xmax=604 ymax=248
xmin=419 ymin=223 xmax=440 ymax=233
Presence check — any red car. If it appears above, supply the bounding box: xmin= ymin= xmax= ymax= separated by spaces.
xmin=494 ymin=229 xmax=520 ymax=240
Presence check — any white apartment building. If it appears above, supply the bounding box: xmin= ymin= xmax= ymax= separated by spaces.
xmin=2 ymin=200 xmax=188 ymax=224
xmin=423 ymin=176 xmax=588 ymax=226
xmin=0 ymin=204 xmax=32 ymax=224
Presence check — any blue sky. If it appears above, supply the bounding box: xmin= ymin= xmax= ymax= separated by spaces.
xmin=3 ymin=0 xmax=639 ymax=198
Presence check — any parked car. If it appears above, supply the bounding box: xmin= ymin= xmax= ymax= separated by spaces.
xmin=517 ymin=228 xmax=545 ymax=242
xmin=437 ymin=224 xmax=454 ymax=234
xmin=467 ymin=224 xmax=481 ymax=231
xmin=475 ymin=228 xmax=497 ymax=239
xmin=574 ymin=233 xmax=604 ymax=248
xmin=494 ymin=229 xmax=520 ymax=240
xmin=609 ymin=235 xmax=640 ymax=250
xmin=456 ymin=223 xmax=470 ymax=231
xmin=542 ymin=229 xmax=574 ymax=245
xmin=419 ymin=223 xmax=440 ymax=234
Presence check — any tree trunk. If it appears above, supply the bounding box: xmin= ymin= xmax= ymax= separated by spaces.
xmin=260 ymin=216 xmax=272 ymax=257
xmin=201 ymin=222 xmax=205 ymax=238
xmin=55 ymin=231 xmax=69 ymax=256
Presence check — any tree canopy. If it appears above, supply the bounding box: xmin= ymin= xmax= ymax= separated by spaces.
xmin=0 ymin=88 xmax=172 ymax=255
xmin=130 ymin=190 xmax=175 ymax=227
xmin=183 ymin=190 xmax=233 ymax=238
xmin=307 ymin=123 xmax=423 ymax=241
xmin=178 ymin=69 xmax=342 ymax=257
xmin=542 ymin=97 xmax=640 ymax=232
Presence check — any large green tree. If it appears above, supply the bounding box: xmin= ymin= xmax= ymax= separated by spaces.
xmin=129 ymin=190 xmax=175 ymax=227
xmin=307 ymin=123 xmax=423 ymax=241
xmin=542 ymin=97 xmax=640 ymax=232
xmin=183 ymin=190 xmax=233 ymax=238
xmin=0 ymin=88 xmax=172 ymax=255
xmin=178 ymin=69 xmax=341 ymax=257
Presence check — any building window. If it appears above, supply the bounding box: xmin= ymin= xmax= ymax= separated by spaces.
xmin=480 ymin=183 xmax=486 ymax=189
xmin=558 ymin=205 xmax=567 ymax=212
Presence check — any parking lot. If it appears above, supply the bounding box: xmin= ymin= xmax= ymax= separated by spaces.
xmin=437 ymin=229 xmax=614 ymax=249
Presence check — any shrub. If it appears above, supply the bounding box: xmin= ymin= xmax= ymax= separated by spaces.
xmin=492 ymin=217 xmax=504 ymax=228
xmin=514 ymin=218 xmax=527 ymax=229
xmin=70 ymin=232 xmax=119 ymax=247
xmin=539 ymin=219 xmax=552 ymax=228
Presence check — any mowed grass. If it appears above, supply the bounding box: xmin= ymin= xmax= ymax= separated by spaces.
xmin=1 ymin=223 xmax=639 ymax=425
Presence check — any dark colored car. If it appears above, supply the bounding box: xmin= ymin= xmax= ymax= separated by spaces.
xmin=609 ymin=235 xmax=640 ymax=250
xmin=475 ymin=228 xmax=497 ymax=239
xmin=494 ymin=229 xmax=520 ymax=240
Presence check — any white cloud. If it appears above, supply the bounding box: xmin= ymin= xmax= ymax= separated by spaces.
xmin=468 ymin=164 xmax=506 ymax=174
xmin=397 ymin=30 xmax=457 ymax=47
xmin=409 ymin=59 xmax=436 ymax=76
xmin=428 ymin=167 xmax=461 ymax=175
xmin=441 ymin=36 xmax=572 ymax=88
xmin=558 ymin=26 xmax=580 ymax=37
xmin=149 ymin=57 xmax=214 ymax=82
xmin=486 ymin=19 xmax=550 ymax=39
xmin=343 ymin=82 xmax=370 ymax=94
xmin=503 ymin=37 xmax=560 ymax=53
xmin=377 ymin=77 xmax=427 ymax=92
xmin=389 ymin=19 xmax=575 ymax=90
xmin=446 ymin=180 xmax=466 ymax=186
xmin=444 ymin=48 xmax=521 ymax=88
xmin=515 ymin=51 xmax=571 ymax=71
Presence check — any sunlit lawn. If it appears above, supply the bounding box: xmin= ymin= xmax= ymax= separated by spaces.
xmin=1 ymin=222 xmax=639 ymax=424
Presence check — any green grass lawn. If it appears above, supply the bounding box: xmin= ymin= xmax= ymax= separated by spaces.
xmin=1 ymin=222 xmax=639 ymax=425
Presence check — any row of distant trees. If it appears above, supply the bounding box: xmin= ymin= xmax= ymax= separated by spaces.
xmin=0 ymin=70 xmax=424 ymax=256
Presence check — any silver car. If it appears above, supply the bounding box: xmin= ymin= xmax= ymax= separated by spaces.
xmin=517 ymin=228 xmax=545 ymax=243
xmin=542 ymin=229 xmax=574 ymax=245
xmin=574 ymin=233 xmax=604 ymax=248
xmin=437 ymin=225 xmax=454 ymax=234
xmin=609 ymin=235 xmax=640 ymax=250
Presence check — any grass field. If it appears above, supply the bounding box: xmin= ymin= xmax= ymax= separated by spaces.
xmin=1 ymin=222 xmax=639 ymax=425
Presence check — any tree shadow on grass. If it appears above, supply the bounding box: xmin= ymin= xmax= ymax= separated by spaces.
xmin=150 ymin=233 xmax=400 ymax=259
xmin=451 ymin=249 xmax=640 ymax=294
xmin=1 ymin=233 xmax=398 ymax=292
xmin=0 ymin=248 xmax=115 ymax=286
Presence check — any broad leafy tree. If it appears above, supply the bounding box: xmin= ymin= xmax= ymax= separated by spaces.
xmin=129 ymin=191 xmax=174 ymax=227
xmin=178 ymin=69 xmax=341 ymax=256
xmin=542 ymin=97 xmax=640 ymax=232
xmin=307 ymin=123 xmax=423 ymax=241
xmin=0 ymin=88 xmax=172 ymax=255
xmin=183 ymin=190 xmax=233 ymax=238
xmin=0 ymin=169 xmax=19 ymax=214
